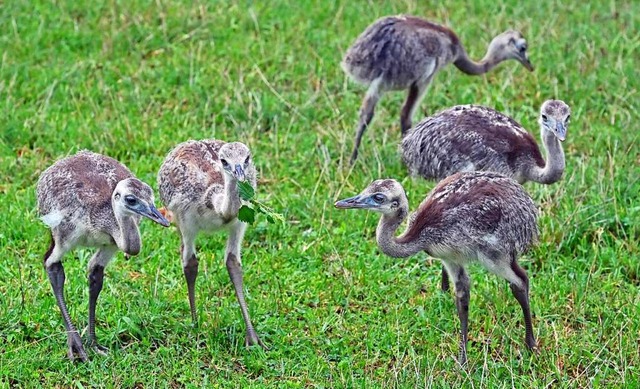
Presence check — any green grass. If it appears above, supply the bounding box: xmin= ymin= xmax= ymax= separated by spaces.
xmin=1 ymin=0 xmax=638 ymax=387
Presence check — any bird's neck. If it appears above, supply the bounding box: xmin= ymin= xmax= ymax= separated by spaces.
xmin=113 ymin=211 xmax=141 ymax=256
xmin=375 ymin=206 xmax=423 ymax=258
xmin=220 ymin=173 xmax=241 ymax=219
xmin=453 ymin=46 xmax=499 ymax=75
xmin=530 ymin=127 xmax=565 ymax=184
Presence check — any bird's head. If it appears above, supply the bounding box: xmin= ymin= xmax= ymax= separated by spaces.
xmin=219 ymin=142 xmax=253 ymax=183
xmin=489 ymin=30 xmax=533 ymax=71
xmin=335 ymin=179 xmax=407 ymax=216
xmin=539 ymin=99 xmax=571 ymax=141
xmin=113 ymin=178 xmax=170 ymax=227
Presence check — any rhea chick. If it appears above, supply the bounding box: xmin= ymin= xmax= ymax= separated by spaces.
xmin=335 ymin=172 xmax=539 ymax=365
xmin=157 ymin=140 xmax=266 ymax=349
xmin=342 ymin=15 xmax=533 ymax=163
xmin=402 ymin=100 xmax=571 ymax=184
xmin=37 ymin=151 xmax=170 ymax=362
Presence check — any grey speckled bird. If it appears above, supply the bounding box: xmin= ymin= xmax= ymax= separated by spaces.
xmin=402 ymin=100 xmax=570 ymax=184
xmin=342 ymin=15 xmax=534 ymax=163
xmin=335 ymin=172 xmax=539 ymax=366
xmin=402 ymin=100 xmax=569 ymax=293
xmin=37 ymin=150 xmax=170 ymax=362
xmin=157 ymin=139 xmax=266 ymax=349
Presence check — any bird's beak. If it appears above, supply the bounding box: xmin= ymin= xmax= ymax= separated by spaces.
xmin=555 ymin=122 xmax=567 ymax=142
xmin=335 ymin=195 xmax=368 ymax=209
xmin=135 ymin=204 xmax=171 ymax=227
xmin=519 ymin=53 xmax=534 ymax=71
xmin=234 ymin=164 xmax=246 ymax=182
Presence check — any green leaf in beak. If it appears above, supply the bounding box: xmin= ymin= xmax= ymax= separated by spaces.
xmin=238 ymin=205 xmax=256 ymax=224
xmin=238 ymin=181 xmax=255 ymax=201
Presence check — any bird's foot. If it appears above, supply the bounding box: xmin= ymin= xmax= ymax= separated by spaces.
xmin=526 ymin=339 xmax=539 ymax=355
xmin=457 ymin=353 xmax=468 ymax=368
xmin=245 ymin=331 xmax=268 ymax=351
xmin=66 ymin=331 xmax=89 ymax=362
xmin=90 ymin=341 xmax=109 ymax=356
xmin=190 ymin=310 xmax=199 ymax=329
xmin=349 ymin=151 xmax=358 ymax=166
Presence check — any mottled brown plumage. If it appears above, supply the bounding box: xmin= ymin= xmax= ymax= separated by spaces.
xmin=335 ymin=172 xmax=539 ymax=365
xmin=36 ymin=150 xmax=169 ymax=362
xmin=402 ymin=100 xmax=570 ymax=184
xmin=159 ymin=140 xmax=225 ymax=207
xmin=157 ymin=139 xmax=266 ymax=349
xmin=342 ymin=15 xmax=534 ymax=163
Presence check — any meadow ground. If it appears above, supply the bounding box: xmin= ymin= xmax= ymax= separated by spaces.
xmin=0 ymin=0 xmax=638 ymax=387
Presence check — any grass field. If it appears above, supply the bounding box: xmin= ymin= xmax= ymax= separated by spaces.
xmin=1 ymin=0 xmax=638 ymax=387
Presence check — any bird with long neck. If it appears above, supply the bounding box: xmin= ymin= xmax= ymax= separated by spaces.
xmin=342 ymin=15 xmax=533 ymax=163
xmin=37 ymin=151 xmax=170 ymax=362
xmin=526 ymin=100 xmax=569 ymax=183
xmin=218 ymin=153 xmax=245 ymax=221
xmin=402 ymin=99 xmax=570 ymax=184
xmin=335 ymin=172 xmax=539 ymax=365
xmin=158 ymin=139 xmax=267 ymax=349
xmin=453 ymin=30 xmax=533 ymax=75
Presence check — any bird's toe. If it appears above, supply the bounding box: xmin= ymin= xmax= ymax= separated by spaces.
xmin=457 ymin=354 xmax=468 ymax=368
xmin=245 ymin=332 xmax=268 ymax=351
xmin=92 ymin=343 xmax=110 ymax=356
xmin=67 ymin=332 xmax=89 ymax=362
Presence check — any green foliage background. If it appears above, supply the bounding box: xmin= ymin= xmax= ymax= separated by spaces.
xmin=0 ymin=0 xmax=638 ymax=387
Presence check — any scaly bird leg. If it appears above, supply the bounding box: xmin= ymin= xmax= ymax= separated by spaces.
xmin=225 ymin=222 xmax=267 ymax=349
xmin=509 ymin=261 xmax=537 ymax=351
xmin=47 ymin=261 xmax=88 ymax=362
xmin=400 ymin=79 xmax=430 ymax=135
xmin=444 ymin=262 xmax=470 ymax=367
xmin=180 ymin=236 xmax=199 ymax=326
xmin=226 ymin=253 xmax=267 ymax=350
xmin=87 ymin=247 xmax=117 ymax=355
xmin=350 ymin=78 xmax=382 ymax=164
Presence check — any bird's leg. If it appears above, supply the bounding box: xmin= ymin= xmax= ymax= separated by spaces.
xmin=350 ymin=78 xmax=382 ymax=164
xmin=180 ymin=236 xmax=199 ymax=326
xmin=509 ymin=261 xmax=537 ymax=351
xmin=46 ymin=261 xmax=88 ymax=362
xmin=226 ymin=253 xmax=266 ymax=350
xmin=88 ymin=264 xmax=108 ymax=355
xmin=485 ymin=253 xmax=538 ymax=353
xmin=400 ymin=78 xmax=430 ymax=135
xmin=441 ymin=266 xmax=450 ymax=292
xmin=444 ymin=262 xmax=470 ymax=366
xmin=86 ymin=247 xmax=115 ymax=356
xmin=225 ymin=222 xmax=266 ymax=350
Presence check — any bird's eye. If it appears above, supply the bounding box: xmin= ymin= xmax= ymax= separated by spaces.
xmin=514 ymin=40 xmax=527 ymax=52
xmin=220 ymin=159 xmax=230 ymax=168
xmin=541 ymin=114 xmax=548 ymax=122
xmin=372 ymin=194 xmax=385 ymax=204
xmin=124 ymin=195 xmax=137 ymax=206
xmin=244 ymin=156 xmax=251 ymax=166
xmin=565 ymin=115 xmax=571 ymax=123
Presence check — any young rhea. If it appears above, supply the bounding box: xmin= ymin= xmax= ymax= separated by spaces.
xmin=342 ymin=15 xmax=534 ymax=163
xmin=157 ymin=139 xmax=266 ymax=349
xmin=335 ymin=172 xmax=539 ymax=365
xmin=402 ymin=100 xmax=571 ymax=185
xmin=37 ymin=151 xmax=170 ymax=362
